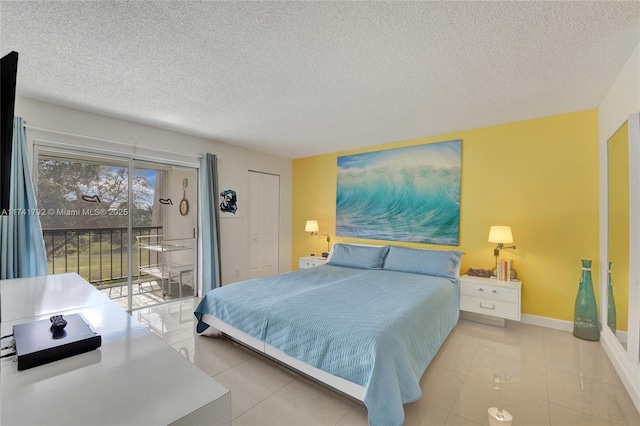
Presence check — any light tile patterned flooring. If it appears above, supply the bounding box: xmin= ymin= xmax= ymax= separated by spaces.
xmin=132 ymin=298 xmax=640 ymax=426
xmin=100 ymin=279 xmax=196 ymax=311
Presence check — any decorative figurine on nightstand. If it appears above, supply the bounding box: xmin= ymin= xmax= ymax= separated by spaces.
xmin=468 ymin=268 xmax=492 ymax=278
xmin=573 ymin=259 xmax=599 ymax=341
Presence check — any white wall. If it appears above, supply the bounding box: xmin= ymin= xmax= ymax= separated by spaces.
xmin=598 ymin=41 xmax=640 ymax=412
xmin=599 ymin=44 xmax=640 ymax=143
xmin=15 ymin=97 xmax=293 ymax=287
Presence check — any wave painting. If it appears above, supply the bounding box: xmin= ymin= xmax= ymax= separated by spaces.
xmin=336 ymin=140 xmax=461 ymax=245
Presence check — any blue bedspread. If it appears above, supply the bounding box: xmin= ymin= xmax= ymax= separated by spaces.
xmin=195 ymin=265 xmax=459 ymax=426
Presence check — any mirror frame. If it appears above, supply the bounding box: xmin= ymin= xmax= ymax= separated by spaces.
xmin=607 ymin=121 xmax=630 ymax=348
xmin=606 ymin=112 xmax=640 ymax=362
xmin=627 ymin=112 xmax=640 ymax=361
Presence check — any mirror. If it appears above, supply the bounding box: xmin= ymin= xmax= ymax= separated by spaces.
xmin=608 ymin=121 xmax=630 ymax=349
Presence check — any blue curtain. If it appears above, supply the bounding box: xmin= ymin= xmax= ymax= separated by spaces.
xmin=199 ymin=153 xmax=221 ymax=293
xmin=0 ymin=117 xmax=48 ymax=279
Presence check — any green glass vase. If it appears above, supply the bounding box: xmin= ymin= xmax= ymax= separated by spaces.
xmin=607 ymin=262 xmax=617 ymax=334
xmin=573 ymin=259 xmax=599 ymax=341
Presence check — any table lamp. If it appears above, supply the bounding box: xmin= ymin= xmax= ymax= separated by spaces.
xmin=305 ymin=220 xmax=331 ymax=257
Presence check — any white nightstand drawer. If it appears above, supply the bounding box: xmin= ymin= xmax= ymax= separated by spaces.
xmin=460 ymin=282 xmax=519 ymax=303
xmin=298 ymin=256 xmax=327 ymax=269
xmin=458 ymin=274 xmax=522 ymax=323
xmin=460 ymin=296 xmax=520 ymax=320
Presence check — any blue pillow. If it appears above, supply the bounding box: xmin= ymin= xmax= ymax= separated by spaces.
xmin=383 ymin=246 xmax=463 ymax=281
xmin=327 ymin=243 xmax=390 ymax=269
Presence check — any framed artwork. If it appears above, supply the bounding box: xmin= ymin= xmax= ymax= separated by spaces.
xmin=219 ymin=188 xmax=239 ymax=217
xmin=336 ymin=140 xmax=461 ymax=245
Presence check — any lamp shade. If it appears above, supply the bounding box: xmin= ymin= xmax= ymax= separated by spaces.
xmin=305 ymin=220 xmax=319 ymax=233
xmin=488 ymin=226 xmax=513 ymax=244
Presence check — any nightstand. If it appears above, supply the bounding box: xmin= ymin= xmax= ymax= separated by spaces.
xmin=298 ymin=256 xmax=328 ymax=269
xmin=459 ymin=274 xmax=521 ymax=326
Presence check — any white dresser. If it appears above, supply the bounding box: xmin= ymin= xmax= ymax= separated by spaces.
xmin=459 ymin=274 xmax=522 ymax=326
xmin=1 ymin=273 xmax=230 ymax=426
xmin=298 ymin=256 xmax=328 ymax=269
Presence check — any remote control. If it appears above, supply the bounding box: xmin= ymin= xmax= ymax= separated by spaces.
xmin=49 ymin=315 xmax=67 ymax=331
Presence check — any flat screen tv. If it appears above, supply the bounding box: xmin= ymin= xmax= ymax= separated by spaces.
xmin=1 ymin=51 xmax=18 ymax=213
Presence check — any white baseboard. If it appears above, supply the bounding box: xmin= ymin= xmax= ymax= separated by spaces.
xmin=520 ymin=313 xmax=573 ymax=331
xmin=520 ymin=313 xmax=629 ymax=342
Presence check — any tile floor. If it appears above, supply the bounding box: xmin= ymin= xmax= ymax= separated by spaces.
xmin=131 ymin=298 xmax=640 ymax=426
xmin=100 ymin=279 xmax=196 ymax=310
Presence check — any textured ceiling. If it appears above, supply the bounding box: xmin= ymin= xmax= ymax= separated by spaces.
xmin=1 ymin=1 xmax=639 ymax=159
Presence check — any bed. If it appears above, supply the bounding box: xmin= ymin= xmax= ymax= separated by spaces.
xmin=195 ymin=243 xmax=462 ymax=426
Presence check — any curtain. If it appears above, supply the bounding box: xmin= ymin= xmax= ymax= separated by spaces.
xmin=0 ymin=117 xmax=48 ymax=279
xmin=199 ymin=153 xmax=221 ymax=293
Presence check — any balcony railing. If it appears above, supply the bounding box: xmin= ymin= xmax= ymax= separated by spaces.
xmin=43 ymin=226 xmax=163 ymax=287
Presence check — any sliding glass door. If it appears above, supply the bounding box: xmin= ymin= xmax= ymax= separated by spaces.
xmin=35 ymin=149 xmax=198 ymax=311
xmin=37 ymin=152 xmax=132 ymax=287
xmin=133 ymin=162 xmax=198 ymax=309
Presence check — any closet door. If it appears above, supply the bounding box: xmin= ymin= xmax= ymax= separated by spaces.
xmin=248 ymin=171 xmax=279 ymax=279
xmin=132 ymin=162 xmax=198 ymax=307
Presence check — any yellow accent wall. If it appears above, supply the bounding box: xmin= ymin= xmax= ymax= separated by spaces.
xmin=292 ymin=109 xmax=601 ymax=322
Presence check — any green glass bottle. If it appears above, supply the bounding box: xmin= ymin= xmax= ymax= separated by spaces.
xmin=607 ymin=262 xmax=617 ymax=334
xmin=573 ymin=259 xmax=599 ymax=341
